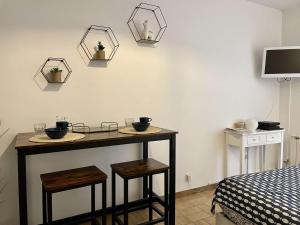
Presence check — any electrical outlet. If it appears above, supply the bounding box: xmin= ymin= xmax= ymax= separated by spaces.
xmin=185 ymin=173 xmax=192 ymax=184
xmin=291 ymin=134 xmax=300 ymax=139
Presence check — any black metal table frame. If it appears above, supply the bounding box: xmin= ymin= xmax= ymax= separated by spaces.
xmin=17 ymin=133 xmax=176 ymax=225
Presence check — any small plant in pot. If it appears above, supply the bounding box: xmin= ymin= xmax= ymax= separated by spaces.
xmin=94 ymin=41 xmax=106 ymax=60
xmin=49 ymin=67 xmax=63 ymax=83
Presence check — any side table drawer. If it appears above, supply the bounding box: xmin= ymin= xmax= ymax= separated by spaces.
xmin=267 ymin=133 xmax=282 ymax=144
xmin=247 ymin=135 xmax=261 ymax=146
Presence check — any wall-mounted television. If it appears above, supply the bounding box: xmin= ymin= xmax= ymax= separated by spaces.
xmin=262 ymin=46 xmax=300 ymax=78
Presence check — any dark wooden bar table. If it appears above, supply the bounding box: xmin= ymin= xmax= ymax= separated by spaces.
xmin=15 ymin=128 xmax=177 ymax=225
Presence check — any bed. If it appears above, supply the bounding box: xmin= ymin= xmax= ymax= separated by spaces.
xmin=211 ymin=165 xmax=300 ymax=225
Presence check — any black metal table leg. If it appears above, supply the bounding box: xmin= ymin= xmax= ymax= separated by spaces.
xmin=102 ymin=181 xmax=107 ymax=225
xmin=149 ymin=175 xmax=153 ymax=221
xmin=42 ymin=186 xmax=47 ymax=224
xmin=143 ymin=141 xmax=149 ymax=199
xmin=47 ymin=192 xmax=52 ymax=222
xmin=169 ymin=134 xmax=176 ymax=225
xmin=18 ymin=153 xmax=28 ymax=225
xmin=91 ymin=184 xmax=96 ymax=225
xmin=112 ymin=171 xmax=116 ymax=225
xmin=124 ymin=179 xmax=129 ymax=225
xmin=164 ymin=171 xmax=169 ymax=225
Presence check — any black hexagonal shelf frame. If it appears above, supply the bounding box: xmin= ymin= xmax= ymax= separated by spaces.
xmin=40 ymin=57 xmax=72 ymax=84
xmin=127 ymin=3 xmax=167 ymax=44
xmin=80 ymin=25 xmax=120 ymax=61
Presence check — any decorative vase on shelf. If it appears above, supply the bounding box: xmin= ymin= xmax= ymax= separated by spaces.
xmin=93 ymin=42 xmax=106 ymax=60
xmin=50 ymin=72 xmax=62 ymax=82
xmin=245 ymin=119 xmax=258 ymax=132
xmin=142 ymin=20 xmax=149 ymax=40
xmin=148 ymin=30 xmax=153 ymax=41
xmin=94 ymin=50 xmax=105 ymax=60
xmin=49 ymin=68 xmax=62 ymax=83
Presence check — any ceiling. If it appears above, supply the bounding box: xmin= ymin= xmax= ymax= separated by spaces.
xmin=248 ymin=0 xmax=300 ymax=10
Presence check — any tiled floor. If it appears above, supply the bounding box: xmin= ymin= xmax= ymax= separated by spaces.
xmin=82 ymin=188 xmax=217 ymax=225
xmin=174 ymin=189 xmax=216 ymax=225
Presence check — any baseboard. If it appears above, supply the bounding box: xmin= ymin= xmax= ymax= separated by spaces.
xmin=176 ymin=183 xmax=217 ymax=198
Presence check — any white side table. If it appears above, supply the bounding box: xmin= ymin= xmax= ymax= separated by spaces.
xmin=224 ymin=128 xmax=284 ymax=177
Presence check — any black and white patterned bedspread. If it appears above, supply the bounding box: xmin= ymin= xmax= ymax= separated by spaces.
xmin=212 ymin=166 xmax=300 ymax=225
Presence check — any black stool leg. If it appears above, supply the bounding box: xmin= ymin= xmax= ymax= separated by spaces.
xmin=91 ymin=184 xmax=96 ymax=225
xmin=42 ymin=186 xmax=47 ymax=224
xmin=47 ymin=192 xmax=52 ymax=223
xmin=164 ymin=171 xmax=169 ymax=225
xmin=124 ymin=179 xmax=129 ymax=225
xmin=149 ymin=175 xmax=153 ymax=221
xmin=102 ymin=181 xmax=107 ymax=225
xmin=112 ymin=171 xmax=116 ymax=225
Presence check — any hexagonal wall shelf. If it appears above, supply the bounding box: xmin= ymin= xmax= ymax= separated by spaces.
xmin=40 ymin=57 xmax=72 ymax=84
xmin=127 ymin=3 xmax=167 ymax=44
xmin=80 ymin=25 xmax=119 ymax=61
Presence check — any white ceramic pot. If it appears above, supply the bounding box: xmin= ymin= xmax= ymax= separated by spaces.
xmin=245 ymin=119 xmax=258 ymax=132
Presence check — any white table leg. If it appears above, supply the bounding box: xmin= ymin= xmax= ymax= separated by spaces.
xmin=259 ymin=146 xmax=263 ymax=171
xmin=262 ymin=145 xmax=266 ymax=171
xmin=246 ymin=147 xmax=249 ymax=174
xmin=240 ymin=146 xmax=246 ymax=174
xmin=259 ymin=145 xmax=265 ymax=172
xmin=279 ymin=137 xmax=284 ymax=169
xmin=256 ymin=146 xmax=260 ymax=172
xmin=225 ymin=135 xmax=229 ymax=178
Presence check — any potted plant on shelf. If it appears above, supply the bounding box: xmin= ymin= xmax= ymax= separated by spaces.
xmin=94 ymin=41 xmax=106 ymax=60
xmin=49 ymin=67 xmax=62 ymax=83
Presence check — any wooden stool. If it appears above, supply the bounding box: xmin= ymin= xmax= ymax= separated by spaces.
xmin=40 ymin=166 xmax=107 ymax=225
xmin=111 ymin=158 xmax=169 ymax=225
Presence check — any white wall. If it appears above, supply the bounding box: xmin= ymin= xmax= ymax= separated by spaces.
xmin=0 ymin=0 xmax=282 ymax=224
xmin=280 ymin=7 xmax=300 ymax=164
xmin=282 ymin=7 xmax=300 ymax=46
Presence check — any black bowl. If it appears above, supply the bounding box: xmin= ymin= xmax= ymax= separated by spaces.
xmin=45 ymin=128 xmax=68 ymax=139
xmin=132 ymin=122 xmax=150 ymax=132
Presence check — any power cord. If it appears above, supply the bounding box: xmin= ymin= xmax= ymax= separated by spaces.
xmin=266 ymin=77 xmax=292 ymax=120
xmin=277 ymin=77 xmax=292 ymax=82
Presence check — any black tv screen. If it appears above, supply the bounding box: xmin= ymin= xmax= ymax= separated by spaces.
xmin=264 ymin=48 xmax=300 ymax=76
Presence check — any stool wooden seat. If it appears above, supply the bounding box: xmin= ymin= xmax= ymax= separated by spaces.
xmin=111 ymin=158 xmax=169 ymax=179
xmin=41 ymin=166 xmax=107 ymax=193
xmin=111 ymin=159 xmax=169 ymax=225
xmin=41 ymin=166 xmax=107 ymax=225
